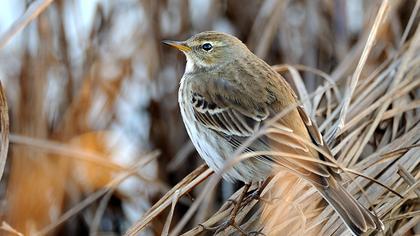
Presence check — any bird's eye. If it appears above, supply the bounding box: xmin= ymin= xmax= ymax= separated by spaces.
xmin=202 ymin=43 xmax=213 ymax=51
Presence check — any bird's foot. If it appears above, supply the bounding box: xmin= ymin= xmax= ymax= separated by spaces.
xmin=243 ymin=180 xmax=270 ymax=204
xmin=214 ymin=218 xmax=246 ymax=235
xmin=247 ymin=230 xmax=266 ymax=236
xmin=199 ymin=218 xmax=247 ymax=235
xmin=244 ymin=187 xmax=263 ymax=203
xmin=201 ymin=183 xmax=252 ymax=235
xmin=223 ymin=198 xmax=237 ymax=209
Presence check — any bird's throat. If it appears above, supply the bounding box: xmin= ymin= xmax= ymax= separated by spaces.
xmin=185 ymin=57 xmax=195 ymax=74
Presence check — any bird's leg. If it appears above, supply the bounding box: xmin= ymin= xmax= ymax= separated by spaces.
xmin=201 ymin=183 xmax=251 ymax=235
xmin=229 ymin=183 xmax=251 ymax=222
xmin=244 ymin=178 xmax=270 ymax=203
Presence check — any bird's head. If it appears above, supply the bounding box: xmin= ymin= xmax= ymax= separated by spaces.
xmin=162 ymin=31 xmax=249 ymax=72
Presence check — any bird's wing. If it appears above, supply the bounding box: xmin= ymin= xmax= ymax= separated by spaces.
xmin=189 ymin=76 xmax=332 ymax=186
xmin=297 ymin=105 xmax=342 ymax=177
xmin=190 ymin=91 xmax=266 ymax=137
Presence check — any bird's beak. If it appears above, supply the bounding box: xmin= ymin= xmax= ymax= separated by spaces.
xmin=161 ymin=40 xmax=191 ymax=52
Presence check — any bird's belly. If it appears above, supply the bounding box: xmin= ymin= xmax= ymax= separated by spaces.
xmin=185 ymin=123 xmax=226 ymax=176
xmin=179 ymin=104 xmax=270 ymax=182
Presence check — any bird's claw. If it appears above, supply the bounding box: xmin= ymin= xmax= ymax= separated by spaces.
xmin=199 ymin=218 xmax=246 ymax=235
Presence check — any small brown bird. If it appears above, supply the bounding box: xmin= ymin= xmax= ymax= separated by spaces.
xmin=163 ymin=31 xmax=383 ymax=235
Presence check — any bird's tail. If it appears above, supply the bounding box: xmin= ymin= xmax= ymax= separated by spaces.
xmin=316 ymin=177 xmax=384 ymax=236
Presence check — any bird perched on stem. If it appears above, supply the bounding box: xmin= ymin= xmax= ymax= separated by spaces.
xmin=163 ymin=31 xmax=383 ymax=236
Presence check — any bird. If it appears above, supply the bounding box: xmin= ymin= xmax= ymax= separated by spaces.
xmin=162 ymin=31 xmax=384 ymax=235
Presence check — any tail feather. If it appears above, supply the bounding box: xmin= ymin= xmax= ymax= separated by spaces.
xmin=316 ymin=177 xmax=384 ymax=236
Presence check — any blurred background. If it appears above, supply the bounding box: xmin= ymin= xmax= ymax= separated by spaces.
xmin=0 ymin=0 xmax=418 ymax=235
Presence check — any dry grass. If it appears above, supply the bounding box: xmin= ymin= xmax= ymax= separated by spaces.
xmin=0 ymin=0 xmax=418 ymax=236
xmin=0 ymin=81 xmax=9 ymax=182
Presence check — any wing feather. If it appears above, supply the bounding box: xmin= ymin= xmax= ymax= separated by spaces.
xmin=297 ymin=105 xmax=342 ymax=177
xmin=188 ymin=76 xmax=333 ymax=185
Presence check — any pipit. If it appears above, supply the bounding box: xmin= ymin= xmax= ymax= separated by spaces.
xmin=163 ymin=31 xmax=383 ymax=235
